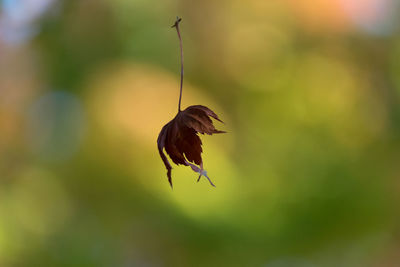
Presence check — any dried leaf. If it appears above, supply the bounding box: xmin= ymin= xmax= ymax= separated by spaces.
xmin=157 ymin=105 xmax=225 ymax=187
xmin=158 ymin=17 xmax=225 ymax=188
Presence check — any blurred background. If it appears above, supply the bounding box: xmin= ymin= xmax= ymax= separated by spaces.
xmin=1 ymin=0 xmax=400 ymax=266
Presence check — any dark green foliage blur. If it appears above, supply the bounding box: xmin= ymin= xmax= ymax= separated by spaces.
xmin=1 ymin=0 xmax=400 ymax=266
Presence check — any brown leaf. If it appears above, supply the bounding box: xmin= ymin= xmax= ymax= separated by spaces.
xmin=157 ymin=105 xmax=225 ymax=188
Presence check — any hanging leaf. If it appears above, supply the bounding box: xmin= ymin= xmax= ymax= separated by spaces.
xmin=157 ymin=17 xmax=225 ymax=188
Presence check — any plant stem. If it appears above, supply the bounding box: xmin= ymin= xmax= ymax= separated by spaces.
xmin=172 ymin=17 xmax=183 ymax=112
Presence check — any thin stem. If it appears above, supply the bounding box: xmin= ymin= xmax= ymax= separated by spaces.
xmin=172 ymin=17 xmax=183 ymax=112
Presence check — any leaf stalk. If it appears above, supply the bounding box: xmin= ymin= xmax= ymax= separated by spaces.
xmin=172 ymin=17 xmax=184 ymax=112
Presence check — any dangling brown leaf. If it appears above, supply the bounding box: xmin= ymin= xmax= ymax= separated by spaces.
xmin=157 ymin=105 xmax=225 ymax=188
xmin=158 ymin=17 xmax=225 ymax=188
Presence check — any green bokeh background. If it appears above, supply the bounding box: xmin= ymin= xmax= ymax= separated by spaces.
xmin=1 ymin=0 xmax=400 ymax=266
